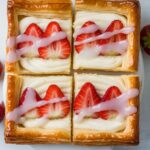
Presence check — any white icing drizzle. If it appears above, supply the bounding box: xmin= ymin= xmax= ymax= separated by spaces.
xmin=6 ymin=31 xmax=67 ymax=63
xmin=7 ymin=37 xmax=16 ymax=48
xmin=74 ymin=26 xmax=134 ymax=46
xmin=16 ymin=34 xmax=38 ymax=43
xmin=75 ymin=89 xmax=139 ymax=122
xmin=74 ymin=24 xmax=100 ymax=37
xmin=78 ymin=40 xmax=128 ymax=58
xmin=6 ymin=88 xmax=68 ymax=122
xmin=36 ymin=32 xmax=67 ymax=47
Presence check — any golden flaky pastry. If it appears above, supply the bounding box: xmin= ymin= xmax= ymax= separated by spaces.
xmin=73 ymin=0 xmax=140 ymax=72
xmin=5 ymin=74 xmax=72 ymax=144
xmin=6 ymin=0 xmax=72 ymax=75
xmin=73 ymin=73 xmax=140 ymax=145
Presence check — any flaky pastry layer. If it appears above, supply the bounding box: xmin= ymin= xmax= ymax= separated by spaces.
xmin=6 ymin=0 xmax=72 ymax=75
xmin=5 ymin=74 xmax=72 ymax=144
xmin=73 ymin=73 xmax=140 ymax=145
xmin=73 ymin=0 xmax=140 ymax=72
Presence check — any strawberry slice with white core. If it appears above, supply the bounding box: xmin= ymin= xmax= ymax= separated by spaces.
xmin=75 ymin=21 xmax=102 ymax=53
xmin=99 ymin=20 xmax=126 ymax=55
xmin=98 ymin=86 xmax=122 ymax=120
xmin=38 ymin=84 xmax=70 ymax=119
xmin=17 ymin=23 xmax=43 ymax=57
xmin=38 ymin=21 xmax=71 ymax=59
xmin=19 ymin=88 xmax=42 ymax=118
xmin=74 ymin=82 xmax=101 ymax=117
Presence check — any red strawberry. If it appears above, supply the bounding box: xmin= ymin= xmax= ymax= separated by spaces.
xmin=0 ymin=61 xmax=3 ymax=76
xmin=105 ymin=20 xmax=126 ymax=42
xmin=38 ymin=84 xmax=70 ymax=118
xmin=74 ymin=82 xmax=101 ymax=117
xmin=140 ymin=25 xmax=150 ymax=55
xmin=19 ymin=88 xmax=41 ymax=106
xmin=24 ymin=23 xmax=43 ymax=38
xmin=0 ymin=101 xmax=5 ymax=122
xmin=98 ymin=86 xmax=122 ymax=120
xmin=75 ymin=21 xmax=102 ymax=53
xmin=17 ymin=23 xmax=43 ymax=49
xmin=99 ymin=20 xmax=126 ymax=55
xmin=43 ymin=22 xmax=61 ymax=37
xmin=17 ymin=23 xmax=43 ymax=57
xmin=38 ymin=21 xmax=71 ymax=59
xmin=19 ymin=88 xmax=41 ymax=118
xmin=99 ymin=20 xmax=126 ymax=44
xmin=17 ymin=41 xmax=33 ymax=50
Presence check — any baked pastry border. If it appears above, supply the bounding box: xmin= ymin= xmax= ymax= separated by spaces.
xmin=5 ymin=0 xmax=140 ymax=146
xmin=73 ymin=0 xmax=140 ymax=72
xmin=5 ymin=74 xmax=72 ymax=144
xmin=6 ymin=0 xmax=72 ymax=75
xmin=73 ymin=73 xmax=140 ymax=145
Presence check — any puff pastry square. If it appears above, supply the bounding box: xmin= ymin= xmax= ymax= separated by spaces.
xmin=73 ymin=73 xmax=139 ymax=145
xmin=6 ymin=0 xmax=72 ymax=74
xmin=73 ymin=0 xmax=140 ymax=72
xmin=5 ymin=74 xmax=72 ymax=144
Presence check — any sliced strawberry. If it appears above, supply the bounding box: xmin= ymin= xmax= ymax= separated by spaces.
xmin=17 ymin=23 xmax=43 ymax=49
xmin=19 ymin=88 xmax=42 ymax=117
xmin=74 ymin=82 xmax=101 ymax=117
xmin=24 ymin=23 xmax=43 ymax=38
xmin=43 ymin=22 xmax=61 ymax=37
xmin=38 ymin=21 xmax=71 ymax=59
xmin=38 ymin=84 xmax=70 ymax=118
xmin=75 ymin=21 xmax=102 ymax=53
xmin=99 ymin=20 xmax=126 ymax=55
xmin=17 ymin=41 xmax=33 ymax=50
xmin=17 ymin=23 xmax=43 ymax=57
xmin=105 ymin=20 xmax=126 ymax=41
xmin=0 ymin=61 xmax=3 ymax=76
xmin=19 ymin=88 xmax=41 ymax=106
xmin=99 ymin=20 xmax=126 ymax=44
xmin=98 ymin=86 xmax=122 ymax=120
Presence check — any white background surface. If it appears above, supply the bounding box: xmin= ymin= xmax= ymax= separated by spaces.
xmin=0 ymin=0 xmax=150 ymax=150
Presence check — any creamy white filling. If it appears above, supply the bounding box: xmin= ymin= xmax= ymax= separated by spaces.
xmin=74 ymin=11 xmax=127 ymax=32
xmin=74 ymin=116 xmax=126 ymax=132
xmin=20 ymin=57 xmax=70 ymax=73
xmin=19 ymin=17 xmax=71 ymax=73
xmin=19 ymin=115 xmax=70 ymax=129
xmin=74 ymin=73 xmax=127 ymax=132
xmin=74 ymin=52 xmax=123 ymax=70
xmin=19 ymin=76 xmax=72 ymax=128
xmin=73 ymin=11 xmax=127 ymax=70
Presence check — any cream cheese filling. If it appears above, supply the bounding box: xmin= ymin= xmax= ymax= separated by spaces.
xmin=19 ymin=76 xmax=72 ymax=129
xmin=73 ymin=11 xmax=127 ymax=70
xmin=74 ymin=73 xmax=127 ymax=132
xmin=19 ymin=17 xmax=71 ymax=73
xmin=19 ymin=115 xmax=70 ymax=130
xmin=74 ymin=116 xmax=126 ymax=132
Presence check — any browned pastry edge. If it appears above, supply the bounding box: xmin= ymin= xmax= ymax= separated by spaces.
xmin=5 ymin=74 xmax=71 ymax=144
xmin=4 ymin=74 xmax=139 ymax=145
xmin=6 ymin=0 xmax=72 ymax=75
xmin=5 ymin=0 xmax=140 ymax=146
xmin=8 ymin=0 xmax=72 ymax=13
xmin=74 ymin=0 xmax=140 ymax=72
xmin=73 ymin=74 xmax=139 ymax=145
